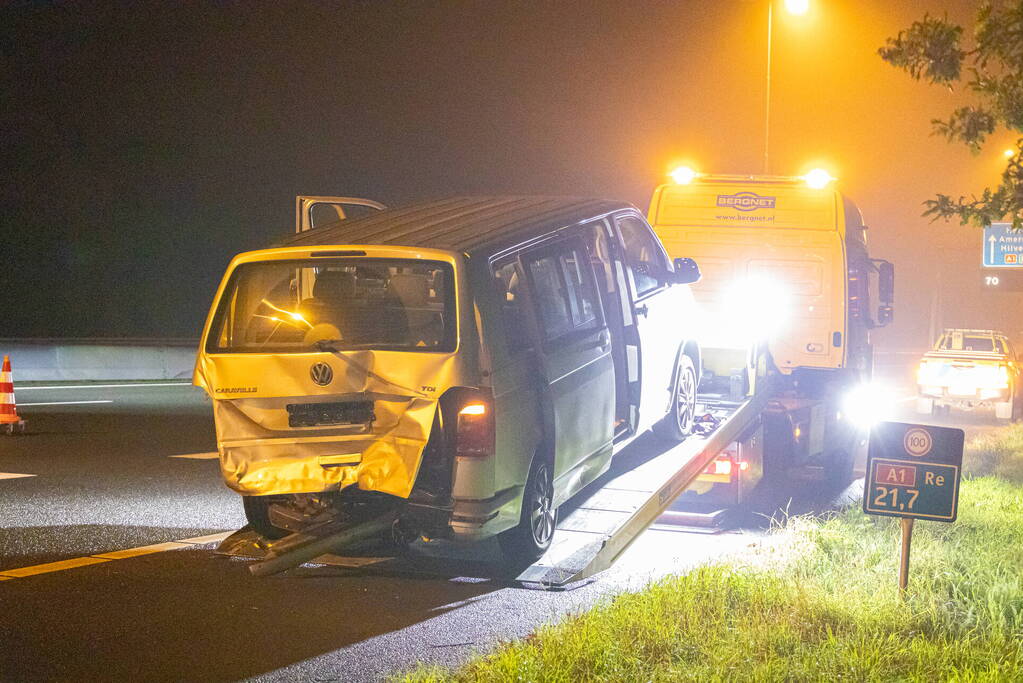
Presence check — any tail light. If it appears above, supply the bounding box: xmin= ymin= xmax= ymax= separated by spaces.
xmin=455 ymin=391 xmax=494 ymax=458
xmin=703 ymin=453 xmax=749 ymax=477
xmin=709 ymin=458 xmax=733 ymax=476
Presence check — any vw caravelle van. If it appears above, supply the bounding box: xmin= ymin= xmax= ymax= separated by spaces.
xmin=195 ymin=197 xmax=701 ymax=561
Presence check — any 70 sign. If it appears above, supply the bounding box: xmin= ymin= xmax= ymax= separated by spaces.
xmin=981 ymin=269 xmax=1023 ymax=290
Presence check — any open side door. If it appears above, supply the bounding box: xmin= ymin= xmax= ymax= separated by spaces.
xmin=295 ymin=196 xmax=387 ymax=233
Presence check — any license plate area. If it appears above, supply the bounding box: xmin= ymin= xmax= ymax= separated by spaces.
xmin=286 ymin=401 xmax=375 ymax=428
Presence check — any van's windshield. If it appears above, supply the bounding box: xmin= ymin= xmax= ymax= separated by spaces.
xmin=206 ymin=258 xmax=456 ymax=353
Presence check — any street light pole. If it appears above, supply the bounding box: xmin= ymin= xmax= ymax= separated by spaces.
xmin=764 ymin=0 xmax=809 ymax=175
xmin=764 ymin=1 xmax=773 ymax=175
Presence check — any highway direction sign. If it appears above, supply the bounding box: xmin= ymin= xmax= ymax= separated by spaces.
xmin=864 ymin=422 xmax=963 ymax=522
xmin=982 ymin=223 xmax=1023 ymax=267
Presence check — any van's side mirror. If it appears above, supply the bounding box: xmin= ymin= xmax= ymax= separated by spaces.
xmin=672 ymin=257 xmax=701 ymax=285
xmin=877 ymin=304 xmax=894 ymax=326
xmin=877 ymin=260 xmax=894 ymax=304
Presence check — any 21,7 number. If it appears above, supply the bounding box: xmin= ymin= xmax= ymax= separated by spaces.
xmin=873 ymin=486 xmax=920 ymax=511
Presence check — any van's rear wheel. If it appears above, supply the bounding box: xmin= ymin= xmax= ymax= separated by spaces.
xmin=242 ymin=496 xmax=290 ymax=539
xmin=654 ymin=354 xmax=697 ymax=442
xmin=499 ymin=458 xmax=556 ymax=563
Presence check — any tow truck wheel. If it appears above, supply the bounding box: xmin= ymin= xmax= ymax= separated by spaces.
xmin=499 ymin=457 xmax=556 ymax=563
xmin=242 ymin=496 xmax=290 ymax=540
xmin=654 ymin=354 xmax=697 ymax=442
xmin=826 ymin=449 xmax=855 ymax=488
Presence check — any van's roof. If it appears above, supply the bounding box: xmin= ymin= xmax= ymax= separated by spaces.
xmin=283 ymin=196 xmax=628 ymax=255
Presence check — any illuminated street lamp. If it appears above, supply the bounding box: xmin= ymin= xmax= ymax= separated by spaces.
xmin=785 ymin=0 xmax=809 ymax=15
xmin=764 ymin=0 xmax=809 ymax=173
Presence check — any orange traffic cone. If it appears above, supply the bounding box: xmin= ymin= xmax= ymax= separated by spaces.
xmin=1 ymin=355 xmax=26 ymax=435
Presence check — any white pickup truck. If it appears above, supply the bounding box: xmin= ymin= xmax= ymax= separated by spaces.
xmin=916 ymin=329 xmax=1021 ymax=422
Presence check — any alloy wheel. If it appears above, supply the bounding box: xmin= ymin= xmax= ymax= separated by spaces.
xmin=675 ymin=360 xmax=697 ymax=434
xmin=529 ymin=463 xmax=556 ymax=546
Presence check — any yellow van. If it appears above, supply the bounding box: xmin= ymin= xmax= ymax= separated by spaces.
xmin=195 ymin=197 xmax=702 ymax=561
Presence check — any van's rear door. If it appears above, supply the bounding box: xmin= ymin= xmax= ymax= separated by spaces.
xmin=521 ymin=237 xmax=615 ymax=503
xmin=295 ymin=196 xmax=386 ymax=233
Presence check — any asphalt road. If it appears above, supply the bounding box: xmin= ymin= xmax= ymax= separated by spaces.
xmin=0 ymin=373 xmax=1006 ymax=681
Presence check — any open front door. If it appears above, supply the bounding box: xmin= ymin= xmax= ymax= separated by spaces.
xmin=295 ymin=196 xmax=387 ymax=233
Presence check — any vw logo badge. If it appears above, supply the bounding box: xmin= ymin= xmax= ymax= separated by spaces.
xmin=310 ymin=362 xmax=333 ymax=386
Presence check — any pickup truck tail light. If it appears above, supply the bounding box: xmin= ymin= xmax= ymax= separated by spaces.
xmin=917 ymin=360 xmax=939 ymax=385
xmin=455 ymin=391 xmax=494 ymax=458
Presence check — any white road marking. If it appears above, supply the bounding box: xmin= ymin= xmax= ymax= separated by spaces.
xmin=93 ymin=541 xmax=192 ymax=559
xmin=0 ymin=473 xmax=36 ymax=480
xmin=169 ymin=452 xmax=219 ymax=460
xmin=19 ymin=400 xmax=114 ymax=407
xmin=176 ymin=532 xmax=233 ymax=545
xmin=0 ymin=531 xmax=234 ymax=581
xmin=17 ymin=382 xmax=191 ymax=390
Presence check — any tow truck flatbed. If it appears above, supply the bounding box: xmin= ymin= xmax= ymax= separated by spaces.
xmin=515 ymin=392 xmax=765 ymax=586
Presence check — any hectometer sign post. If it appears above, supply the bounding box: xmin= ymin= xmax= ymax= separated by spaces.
xmin=863 ymin=421 xmax=964 ymax=592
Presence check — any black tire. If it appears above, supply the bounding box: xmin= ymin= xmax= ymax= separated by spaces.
xmin=654 ymin=354 xmax=698 ymax=442
xmin=498 ymin=457 xmax=557 ymax=563
xmin=917 ymin=398 xmax=935 ymax=416
xmin=242 ymin=496 xmax=290 ymax=540
xmin=826 ymin=448 xmax=855 ymax=488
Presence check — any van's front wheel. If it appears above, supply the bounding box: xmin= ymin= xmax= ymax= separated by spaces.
xmin=499 ymin=458 xmax=556 ymax=563
xmin=654 ymin=354 xmax=697 ymax=442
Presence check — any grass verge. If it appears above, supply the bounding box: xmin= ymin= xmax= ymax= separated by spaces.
xmin=404 ymin=424 xmax=1023 ymax=681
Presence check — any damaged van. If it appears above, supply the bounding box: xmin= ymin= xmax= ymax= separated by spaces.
xmin=195 ymin=197 xmax=702 ymax=561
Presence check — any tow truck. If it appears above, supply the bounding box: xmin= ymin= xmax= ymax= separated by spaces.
xmin=646 ymin=170 xmax=895 ymax=517
xmin=916 ymin=329 xmax=1021 ymax=422
xmin=216 ymin=179 xmax=896 ymax=586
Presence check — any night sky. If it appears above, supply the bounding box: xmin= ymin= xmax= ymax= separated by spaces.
xmin=3 ymin=1 xmax=1019 ymax=345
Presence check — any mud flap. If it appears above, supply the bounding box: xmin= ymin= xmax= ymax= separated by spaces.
xmin=916 ymin=397 xmax=934 ymax=415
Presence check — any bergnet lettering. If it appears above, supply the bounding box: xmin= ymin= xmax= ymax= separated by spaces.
xmin=716 ymin=192 xmax=777 ymax=212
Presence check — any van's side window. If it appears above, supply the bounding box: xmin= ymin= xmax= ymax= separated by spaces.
xmin=617 ymin=216 xmax=669 ymax=297
xmin=524 ymin=242 xmax=601 ymax=343
xmin=492 ymin=257 xmax=531 ymax=354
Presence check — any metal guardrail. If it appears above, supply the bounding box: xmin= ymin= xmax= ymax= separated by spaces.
xmin=0 ymin=339 xmax=198 ymax=381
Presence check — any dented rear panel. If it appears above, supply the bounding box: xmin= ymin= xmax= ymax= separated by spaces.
xmin=194 ymin=246 xmax=479 ymax=498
